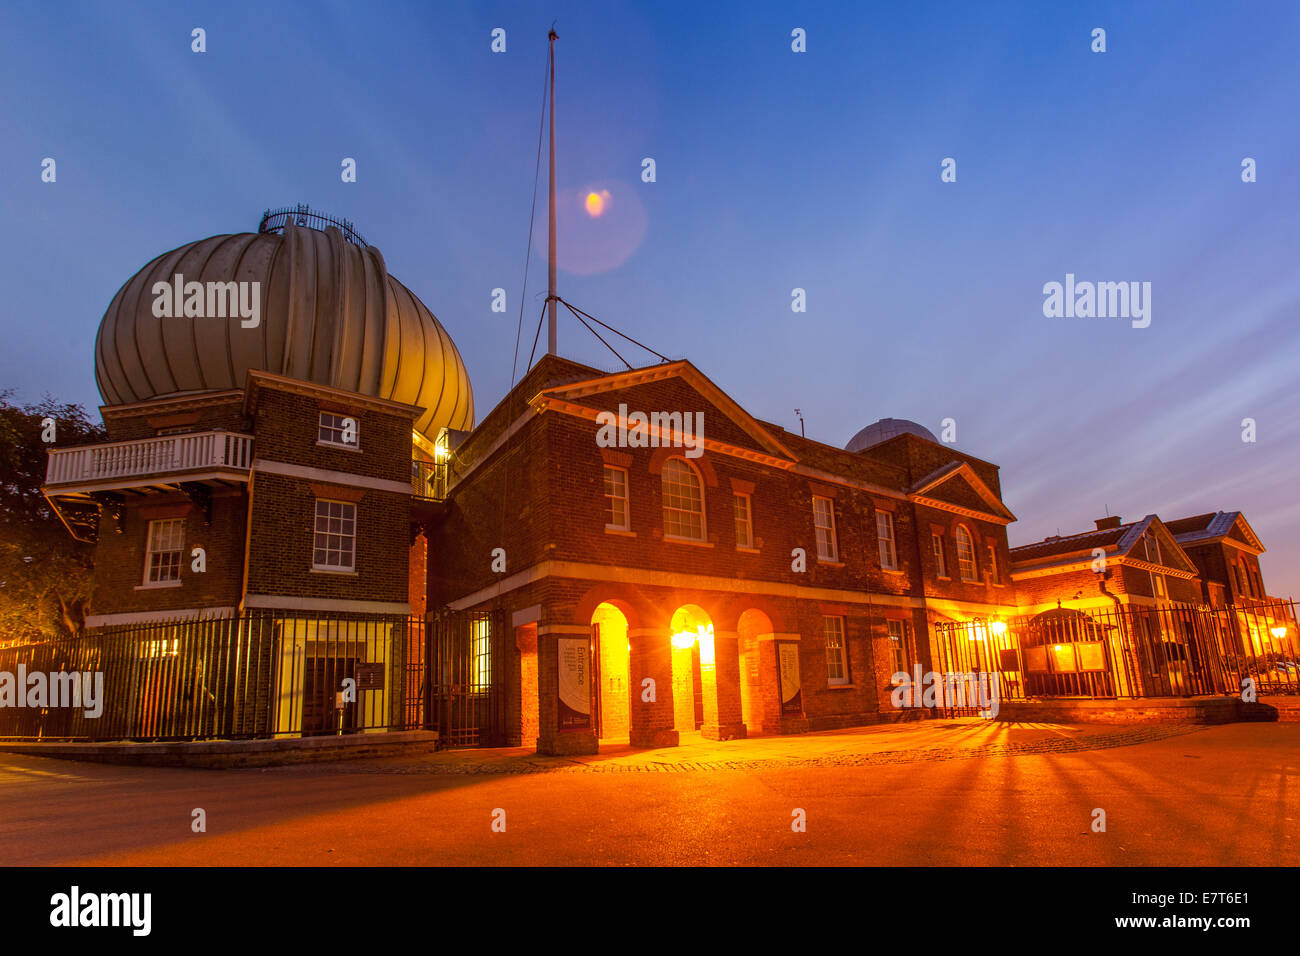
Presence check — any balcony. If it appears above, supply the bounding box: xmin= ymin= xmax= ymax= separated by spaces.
xmin=44 ymin=431 xmax=254 ymax=498
xmin=411 ymin=458 xmax=446 ymax=501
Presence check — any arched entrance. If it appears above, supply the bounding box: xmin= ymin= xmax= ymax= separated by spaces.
xmin=670 ymin=604 xmax=713 ymax=736
xmin=591 ymin=603 xmax=630 ymax=741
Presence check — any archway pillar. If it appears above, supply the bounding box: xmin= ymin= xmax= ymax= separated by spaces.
xmin=535 ymin=624 xmax=598 ymax=756
xmin=701 ymin=629 xmax=746 ymax=740
xmin=628 ymin=626 xmax=679 ymax=748
xmin=746 ymin=631 xmax=791 ymax=734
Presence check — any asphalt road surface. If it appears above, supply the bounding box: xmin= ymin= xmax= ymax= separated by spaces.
xmin=0 ymin=721 xmax=1295 ymax=866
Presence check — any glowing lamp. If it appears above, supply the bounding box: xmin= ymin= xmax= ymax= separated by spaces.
xmin=1271 ymin=626 xmax=1288 ymax=639
xmin=670 ymin=631 xmax=696 ymax=650
xmin=991 ymin=621 xmax=1007 ymax=636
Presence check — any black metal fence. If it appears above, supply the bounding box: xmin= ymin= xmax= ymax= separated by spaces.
xmin=258 ymin=204 xmax=368 ymax=247
xmin=930 ymin=599 xmax=1299 ymax=713
xmin=0 ymin=608 xmax=506 ymax=747
xmin=411 ymin=458 xmax=446 ymax=501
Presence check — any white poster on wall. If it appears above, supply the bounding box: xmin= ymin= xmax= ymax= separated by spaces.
xmin=557 ymin=636 xmax=591 ymax=731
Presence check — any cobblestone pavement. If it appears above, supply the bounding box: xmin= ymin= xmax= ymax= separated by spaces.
xmin=285 ymin=721 xmax=1207 ymax=776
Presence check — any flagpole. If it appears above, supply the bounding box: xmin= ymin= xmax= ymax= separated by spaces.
xmin=547 ymin=26 xmax=558 ymax=355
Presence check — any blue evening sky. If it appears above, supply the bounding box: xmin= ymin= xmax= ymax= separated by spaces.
xmin=2 ymin=1 xmax=1297 ymax=587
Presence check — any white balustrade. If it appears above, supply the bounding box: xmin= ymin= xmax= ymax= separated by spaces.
xmin=45 ymin=431 xmax=254 ymax=486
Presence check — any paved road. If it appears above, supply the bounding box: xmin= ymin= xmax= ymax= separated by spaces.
xmin=0 ymin=721 xmax=1295 ymax=866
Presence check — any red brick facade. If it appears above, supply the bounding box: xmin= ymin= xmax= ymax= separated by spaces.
xmin=425 ymin=356 xmax=1020 ymax=753
xmin=75 ymin=373 xmax=422 ymax=626
xmin=56 ymin=352 xmax=1286 ymax=750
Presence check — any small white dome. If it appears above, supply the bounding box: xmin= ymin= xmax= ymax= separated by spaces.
xmin=845 ymin=418 xmax=938 ymax=453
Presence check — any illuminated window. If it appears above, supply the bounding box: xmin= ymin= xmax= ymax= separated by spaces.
xmin=318 ymin=411 xmax=358 ymax=448
xmin=471 ymin=618 xmax=492 ymax=690
xmin=932 ymin=533 xmax=947 ymax=577
xmin=877 ymin=511 xmax=897 ymax=570
xmin=313 ymin=499 xmax=356 ymax=571
xmin=824 ymin=616 xmax=848 ymax=685
xmin=140 ymin=637 xmax=179 ymax=659
xmin=661 ymin=458 xmax=705 ymax=540
xmin=145 ymin=518 xmax=184 ymax=584
xmin=887 ymin=619 xmax=910 ymax=676
xmin=604 ymin=465 xmax=629 ymax=531
xmin=956 ymin=526 xmax=978 ymax=581
xmin=986 ymin=543 xmax=998 ymax=583
xmin=813 ymin=495 xmax=838 ymax=562
xmin=734 ymin=493 xmax=754 ymax=548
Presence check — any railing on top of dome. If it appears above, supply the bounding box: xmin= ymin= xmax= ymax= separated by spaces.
xmin=257 ymin=204 xmax=368 ymax=248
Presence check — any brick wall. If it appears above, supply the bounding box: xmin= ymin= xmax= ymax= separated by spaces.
xmin=89 ymin=491 xmax=246 ymax=616
xmin=245 ymin=472 xmax=408 ymax=603
xmin=102 ymin=394 xmax=248 ymax=442
xmin=249 ymin=387 xmax=412 ymax=483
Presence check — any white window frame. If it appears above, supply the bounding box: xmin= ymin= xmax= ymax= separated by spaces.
xmin=312 ymin=498 xmax=357 ymax=572
xmin=661 ymin=457 xmax=706 ymax=541
xmin=144 ymin=518 xmax=185 ymax=585
xmin=734 ymin=492 xmax=754 ymax=549
xmin=317 ymin=411 xmax=360 ymax=450
xmin=1144 ymin=533 xmax=1166 ymax=599
xmin=813 ymin=495 xmax=838 ymax=562
xmin=823 ymin=616 xmax=848 ymax=685
xmin=956 ymin=525 xmax=978 ymax=582
xmin=604 ymin=465 xmax=630 ymax=531
xmin=887 ymin=619 xmax=910 ymax=676
xmin=877 ymin=510 xmax=898 ymax=570
xmin=932 ymin=533 xmax=948 ymax=577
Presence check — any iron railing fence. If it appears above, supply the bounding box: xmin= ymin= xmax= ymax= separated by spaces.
xmin=930 ymin=598 xmax=1299 ymax=715
xmin=258 ymin=204 xmax=368 ymax=247
xmin=0 ymin=608 xmax=506 ymax=747
xmin=410 ymin=458 xmax=446 ymax=500
xmin=423 ymin=608 xmax=507 ymax=748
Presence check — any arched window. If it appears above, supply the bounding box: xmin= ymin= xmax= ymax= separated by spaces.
xmin=661 ymin=458 xmax=705 ymax=540
xmin=955 ymin=525 xmax=978 ymax=581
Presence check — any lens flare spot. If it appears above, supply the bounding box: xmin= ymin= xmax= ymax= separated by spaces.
xmin=585 ymin=190 xmax=611 ymax=217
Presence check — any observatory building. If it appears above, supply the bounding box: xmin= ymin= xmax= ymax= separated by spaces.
xmin=43 ymin=209 xmax=473 ymax=736
xmin=35 ymin=208 xmax=1293 ymax=751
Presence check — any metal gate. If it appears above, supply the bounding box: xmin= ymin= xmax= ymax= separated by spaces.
xmin=418 ymin=608 xmax=507 ymax=748
xmin=929 ymin=599 xmax=1300 ymax=717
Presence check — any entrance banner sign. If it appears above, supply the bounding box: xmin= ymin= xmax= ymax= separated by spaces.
xmin=557 ymin=637 xmax=591 ymax=731
xmin=777 ymin=642 xmax=802 ymax=716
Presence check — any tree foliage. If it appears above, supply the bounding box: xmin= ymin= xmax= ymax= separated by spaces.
xmin=0 ymin=390 xmax=106 ymax=644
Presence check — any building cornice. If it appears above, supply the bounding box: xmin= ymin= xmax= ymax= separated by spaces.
xmin=532 ymin=395 xmax=798 ymax=471
xmin=1010 ymin=555 xmax=1197 ymax=581
xmin=251 ymin=458 xmax=411 ymax=496
xmin=243 ymin=369 xmax=423 ymax=420
xmin=101 ymin=390 xmax=244 ymax=418
xmin=910 ymin=494 xmax=1014 ymax=526
xmin=443 ymin=559 xmax=1017 ymax=618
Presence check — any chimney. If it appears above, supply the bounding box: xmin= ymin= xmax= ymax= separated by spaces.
xmin=1095 ymin=515 xmax=1122 ymax=531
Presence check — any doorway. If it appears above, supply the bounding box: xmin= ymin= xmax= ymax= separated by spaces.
xmin=591 ymin=603 xmax=630 ymax=741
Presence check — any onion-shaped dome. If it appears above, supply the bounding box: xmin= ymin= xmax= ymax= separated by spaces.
xmin=845 ymin=417 xmax=938 ymax=453
xmin=94 ymin=210 xmax=474 ymax=441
